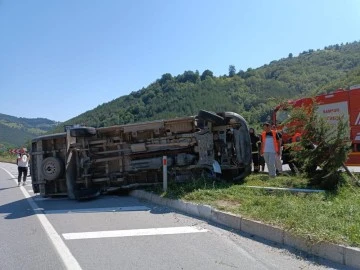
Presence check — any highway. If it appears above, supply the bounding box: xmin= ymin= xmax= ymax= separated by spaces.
xmin=0 ymin=162 xmax=351 ymax=270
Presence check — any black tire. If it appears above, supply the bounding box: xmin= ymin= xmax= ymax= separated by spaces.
xmin=232 ymin=164 xmax=252 ymax=182
xmin=197 ymin=110 xmax=225 ymax=125
xmin=41 ymin=157 xmax=64 ymax=181
xmin=32 ymin=184 xmax=39 ymax=193
xmin=70 ymin=127 xmax=96 ymax=137
xmin=38 ymin=183 xmax=48 ymax=197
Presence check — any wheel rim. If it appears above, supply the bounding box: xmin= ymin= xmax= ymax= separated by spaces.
xmin=44 ymin=162 xmax=57 ymax=176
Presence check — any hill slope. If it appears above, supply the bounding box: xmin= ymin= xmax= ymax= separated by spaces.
xmin=0 ymin=113 xmax=59 ymax=147
xmin=53 ymin=41 xmax=360 ymax=132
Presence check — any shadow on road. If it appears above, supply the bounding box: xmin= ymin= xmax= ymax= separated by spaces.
xmin=0 ymin=197 xmax=35 ymax=219
xmin=0 ymin=194 xmax=168 ymax=219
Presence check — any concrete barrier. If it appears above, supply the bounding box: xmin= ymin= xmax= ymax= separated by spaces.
xmin=167 ymin=199 xmax=187 ymax=213
xmin=310 ymin=241 xmax=345 ymax=265
xmin=197 ymin=204 xmax=212 ymax=220
xmin=283 ymin=231 xmax=312 ymax=254
xmin=151 ymin=193 xmax=165 ymax=205
xmin=185 ymin=202 xmax=200 ymax=217
xmin=137 ymin=190 xmax=153 ymax=201
xmin=210 ymin=209 xmax=241 ymax=230
xmin=344 ymin=246 xmax=360 ymax=268
xmin=241 ymin=218 xmax=284 ymax=244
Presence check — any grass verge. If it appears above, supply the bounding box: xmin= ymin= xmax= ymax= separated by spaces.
xmin=148 ymin=172 xmax=360 ymax=248
xmin=0 ymin=154 xmax=16 ymax=164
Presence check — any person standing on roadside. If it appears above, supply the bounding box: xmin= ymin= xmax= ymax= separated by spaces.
xmin=17 ymin=148 xmax=30 ymax=186
xmin=257 ymin=134 xmax=265 ymax=172
xmin=272 ymin=125 xmax=283 ymax=175
xmin=249 ymin=128 xmax=260 ymax=173
xmin=260 ymin=123 xmax=281 ymax=178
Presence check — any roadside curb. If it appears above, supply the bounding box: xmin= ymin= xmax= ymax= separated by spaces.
xmin=130 ymin=189 xmax=360 ymax=269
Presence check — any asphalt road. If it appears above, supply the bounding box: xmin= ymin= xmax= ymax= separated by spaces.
xmin=0 ymin=162 xmax=352 ymax=270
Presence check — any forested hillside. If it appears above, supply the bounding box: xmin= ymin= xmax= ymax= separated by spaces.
xmin=317 ymin=66 xmax=360 ymax=94
xmin=54 ymin=41 xmax=360 ymax=133
xmin=0 ymin=113 xmax=59 ymax=147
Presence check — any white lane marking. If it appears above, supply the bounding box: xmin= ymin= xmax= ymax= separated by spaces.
xmin=28 ymin=189 xmax=34 ymax=193
xmin=45 ymin=206 xmax=150 ymax=214
xmin=0 ymin=167 xmax=82 ymax=270
xmin=63 ymin=226 xmax=208 ymax=240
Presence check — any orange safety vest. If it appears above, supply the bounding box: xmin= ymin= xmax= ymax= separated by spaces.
xmin=261 ymin=131 xmax=279 ymax=154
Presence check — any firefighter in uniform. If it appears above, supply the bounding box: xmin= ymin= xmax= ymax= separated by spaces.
xmin=249 ymin=128 xmax=260 ymax=173
xmin=272 ymin=125 xmax=283 ymax=175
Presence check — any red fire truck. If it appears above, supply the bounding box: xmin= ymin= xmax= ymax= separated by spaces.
xmin=273 ymin=85 xmax=360 ymax=166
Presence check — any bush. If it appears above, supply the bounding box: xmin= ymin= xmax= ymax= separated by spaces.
xmin=284 ymin=102 xmax=351 ymax=189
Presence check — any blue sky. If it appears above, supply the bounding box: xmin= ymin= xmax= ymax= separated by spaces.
xmin=1 ymin=0 xmax=359 ymax=122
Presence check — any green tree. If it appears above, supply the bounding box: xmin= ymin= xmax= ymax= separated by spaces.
xmin=285 ymin=103 xmax=351 ymax=189
xmin=158 ymin=73 xmax=173 ymax=85
xmin=177 ymin=71 xmax=199 ymax=83
xmin=229 ymin=65 xmax=236 ymax=77
xmin=200 ymin=69 xmax=214 ymax=80
xmin=237 ymin=69 xmax=245 ymax=78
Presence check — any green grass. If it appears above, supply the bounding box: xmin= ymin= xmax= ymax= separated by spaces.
xmin=0 ymin=153 xmax=16 ymax=163
xmin=149 ymin=172 xmax=360 ymax=247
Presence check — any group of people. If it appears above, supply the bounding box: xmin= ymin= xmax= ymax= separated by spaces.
xmin=249 ymin=123 xmax=283 ymax=178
